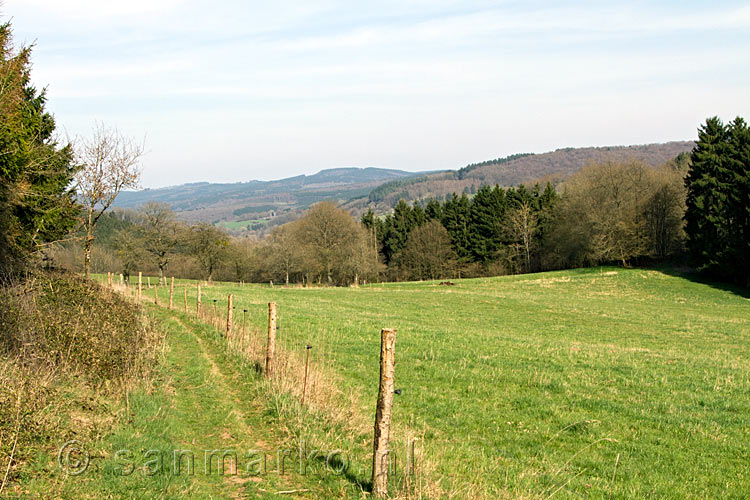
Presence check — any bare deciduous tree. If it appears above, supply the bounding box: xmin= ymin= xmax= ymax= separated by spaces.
xmin=75 ymin=123 xmax=143 ymax=279
xmin=189 ymin=223 xmax=229 ymax=282
xmin=398 ymin=220 xmax=457 ymax=280
xmin=264 ymin=223 xmax=300 ymax=285
xmin=139 ymin=202 xmax=177 ymax=284
xmin=505 ymin=201 xmax=538 ymax=273
xmin=295 ymin=202 xmax=359 ymax=284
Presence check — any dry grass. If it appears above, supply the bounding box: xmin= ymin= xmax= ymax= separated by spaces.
xmin=0 ymin=271 xmax=163 ymax=490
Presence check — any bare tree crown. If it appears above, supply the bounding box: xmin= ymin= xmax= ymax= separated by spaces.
xmin=75 ymin=123 xmax=144 ymax=279
xmin=75 ymin=123 xmax=143 ymax=221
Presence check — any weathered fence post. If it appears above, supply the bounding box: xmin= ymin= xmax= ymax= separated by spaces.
xmin=169 ymin=277 xmax=174 ymax=310
xmin=265 ymin=302 xmax=277 ymax=377
xmin=302 ymin=344 xmax=312 ymax=406
xmin=184 ymin=288 xmax=188 ymax=312
xmin=147 ymin=276 xmax=151 ymax=288
xmin=372 ymin=328 xmax=397 ymax=498
xmin=242 ymin=308 xmax=247 ymax=339
xmin=226 ymin=294 xmax=233 ymax=338
xmin=138 ymin=272 xmax=142 ymax=300
xmin=196 ymin=284 xmax=202 ymax=317
xmin=154 ymin=285 xmax=158 ymax=305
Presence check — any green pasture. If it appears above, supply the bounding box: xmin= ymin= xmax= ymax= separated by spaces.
xmin=126 ymin=267 xmax=749 ymax=499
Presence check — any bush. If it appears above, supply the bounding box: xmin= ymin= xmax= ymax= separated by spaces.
xmin=0 ymin=272 xmax=158 ymax=381
xmin=0 ymin=271 xmax=161 ymax=486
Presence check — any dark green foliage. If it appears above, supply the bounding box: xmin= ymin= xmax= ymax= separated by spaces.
xmin=685 ymin=116 xmax=750 ymax=285
xmin=368 ymin=182 xmax=559 ymax=275
xmin=380 ymin=200 xmax=416 ymax=264
xmin=424 ymin=198 xmax=442 ymax=220
xmin=468 ymin=185 xmax=507 ymax=263
xmin=0 ymin=23 xmax=78 ymax=276
xmin=456 ymin=152 xmax=535 ymax=179
xmin=440 ymin=193 xmax=472 ymax=260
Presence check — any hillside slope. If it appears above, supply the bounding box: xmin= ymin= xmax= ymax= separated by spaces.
xmin=349 ymin=141 xmax=693 ymax=210
xmin=114 ymin=167 xmax=423 ymax=226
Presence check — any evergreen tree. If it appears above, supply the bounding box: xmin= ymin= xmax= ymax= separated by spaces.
xmin=411 ymin=201 xmax=426 ymax=227
xmin=725 ymin=117 xmax=750 ymax=284
xmin=0 ymin=22 xmax=78 ymax=275
xmin=380 ymin=200 xmax=415 ymax=264
xmin=467 ymin=184 xmax=506 ymax=263
xmin=424 ymin=198 xmax=442 ymax=220
xmin=441 ymin=193 xmax=472 ymax=259
xmin=685 ymin=117 xmax=733 ymax=280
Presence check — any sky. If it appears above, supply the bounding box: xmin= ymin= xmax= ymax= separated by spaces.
xmin=3 ymin=1 xmax=750 ymax=188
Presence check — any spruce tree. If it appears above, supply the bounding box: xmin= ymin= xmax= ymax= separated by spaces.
xmin=468 ymin=184 xmax=506 ymax=263
xmin=0 ymin=22 xmax=78 ymax=275
xmin=685 ymin=116 xmax=750 ymax=285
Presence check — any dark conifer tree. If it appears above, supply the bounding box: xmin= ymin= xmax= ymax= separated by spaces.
xmin=685 ymin=116 xmax=749 ymax=285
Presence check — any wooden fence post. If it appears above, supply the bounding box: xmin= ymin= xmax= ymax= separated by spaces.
xmin=226 ymin=294 xmax=233 ymax=338
xmin=147 ymin=276 xmax=151 ymax=288
xmin=154 ymin=286 xmax=158 ymax=305
xmin=372 ymin=328 xmax=397 ymax=498
xmin=265 ymin=302 xmax=277 ymax=377
xmin=169 ymin=277 xmax=174 ymax=310
xmin=196 ymin=284 xmax=202 ymax=317
xmin=138 ymin=272 xmax=142 ymax=300
xmin=302 ymin=344 xmax=312 ymax=406
xmin=184 ymin=288 xmax=188 ymax=312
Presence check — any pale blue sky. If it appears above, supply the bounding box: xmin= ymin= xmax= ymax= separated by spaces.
xmin=4 ymin=1 xmax=750 ymax=187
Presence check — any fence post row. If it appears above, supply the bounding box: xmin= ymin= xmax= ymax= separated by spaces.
xmin=372 ymin=328 xmax=397 ymax=498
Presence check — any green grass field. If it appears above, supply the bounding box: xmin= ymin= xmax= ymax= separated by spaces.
xmin=133 ymin=267 xmax=748 ymax=499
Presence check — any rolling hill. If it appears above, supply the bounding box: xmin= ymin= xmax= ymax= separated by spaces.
xmin=114 ymin=141 xmax=694 ymax=232
xmin=346 ymin=141 xmax=694 ymax=211
xmin=114 ymin=167 xmax=426 ymax=228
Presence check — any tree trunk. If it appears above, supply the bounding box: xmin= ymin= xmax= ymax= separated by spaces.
xmin=83 ymin=230 xmax=93 ymax=280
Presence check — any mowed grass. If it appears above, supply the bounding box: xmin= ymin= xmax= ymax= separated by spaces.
xmin=140 ymin=267 xmax=749 ymax=499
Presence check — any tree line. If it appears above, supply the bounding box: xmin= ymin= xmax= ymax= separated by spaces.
xmin=48 ymin=117 xmax=748 ymax=287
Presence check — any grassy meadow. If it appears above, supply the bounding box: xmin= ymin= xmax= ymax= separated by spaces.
xmin=128 ymin=267 xmax=748 ymax=499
